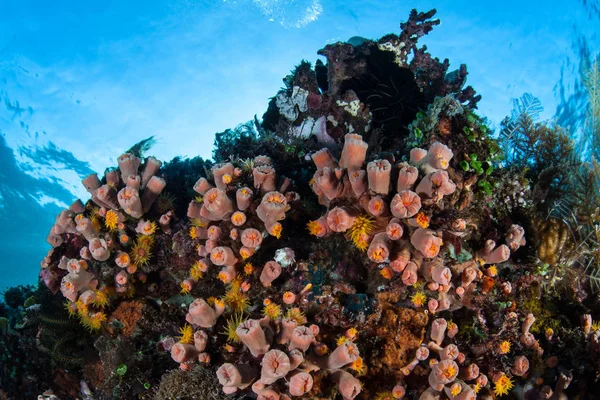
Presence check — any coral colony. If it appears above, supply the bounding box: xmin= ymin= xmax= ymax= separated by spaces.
xmin=3 ymin=8 xmax=600 ymax=400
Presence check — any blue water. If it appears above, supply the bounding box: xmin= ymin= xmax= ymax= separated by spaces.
xmin=0 ymin=0 xmax=598 ymax=293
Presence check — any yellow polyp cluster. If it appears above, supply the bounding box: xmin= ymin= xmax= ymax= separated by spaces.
xmin=307 ymin=220 xmax=324 ymax=236
xmin=374 ymin=391 xmax=394 ymax=400
xmin=350 ymin=357 xmax=365 ymax=375
xmin=270 ymin=223 xmax=283 ymax=239
xmin=346 ymin=327 xmax=358 ymax=339
xmin=348 ymin=214 xmax=375 ymax=251
xmin=592 ymin=321 xmax=600 ymax=332
xmin=244 ymin=263 xmax=254 ymax=275
xmin=224 ymin=288 xmax=250 ymax=314
xmin=82 ymin=312 xmax=107 ymax=332
xmin=498 ymin=340 xmax=511 ymax=354
xmin=222 ymin=313 xmax=246 ymax=343
xmin=191 ymin=218 xmax=208 ymax=228
xmin=411 ymin=291 xmax=427 ymax=307
xmin=190 ymin=262 xmax=204 ymax=281
xmin=142 ymin=221 xmax=158 ymax=235
xmin=487 ymin=265 xmax=498 ymax=276
xmin=442 ymin=365 xmax=457 ymax=379
xmin=92 ymin=289 xmax=110 ymax=308
xmin=194 ymin=195 xmax=204 ymax=204
xmin=263 ymin=303 xmax=282 ymax=320
xmin=450 ymin=384 xmax=462 ymax=397
xmin=286 ymin=307 xmax=306 ymax=325
xmin=177 ymin=324 xmax=194 ymax=344
xmin=189 ymin=226 xmax=199 ymax=240
xmin=64 ymin=301 xmax=77 ymax=317
xmin=130 ymin=236 xmax=153 ymax=267
xmin=336 ymin=335 xmax=350 ymax=346
xmin=415 ymin=211 xmax=429 ymax=228
xmin=217 ymin=272 xmax=229 ymax=284
xmin=180 ymin=282 xmax=191 ymax=295
xmin=380 ymin=267 xmax=393 ymax=280
xmin=105 ymin=210 xmax=119 ymax=231
xmin=494 ymin=374 xmax=514 ymax=397
xmin=473 ymin=383 xmax=481 ymax=393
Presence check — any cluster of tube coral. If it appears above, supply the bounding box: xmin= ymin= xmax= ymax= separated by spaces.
xmin=40 ymin=153 xmax=167 ymax=330
xmin=27 ymin=8 xmax=600 ymax=400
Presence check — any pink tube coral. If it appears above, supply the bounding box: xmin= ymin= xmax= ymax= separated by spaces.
xmin=339 ymin=134 xmax=368 ymax=171
xmin=397 ymin=164 xmax=419 ymax=191
xmin=314 ymin=167 xmax=345 ymax=201
xmin=210 ymin=246 xmax=237 ymax=267
xmin=368 ymin=232 xmax=390 ymax=263
xmin=202 ymin=188 xmax=234 ymax=221
xmin=260 ymin=350 xmax=291 ymax=384
xmin=327 ymin=341 xmax=360 ymax=369
xmin=213 ymin=162 xmax=235 ymax=189
xmin=348 ymin=170 xmax=367 ymax=197
xmin=89 ymin=238 xmax=110 ymax=261
xmin=193 ymin=177 xmax=213 ymax=195
xmin=311 ymin=148 xmax=338 ymax=170
xmin=141 ymin=176 xmax=166 ymax=213
xmin=411 ymin=228 xmax=443 ymax=258
xmin=326 ymin=207 xmax=356 ymax=232
xmin=253 ymin=165 xmax=277 ymax=193
xmin=428 ymin=359 xmax=459 ymax=391
xmin=256 ymin=192 xmax=288 ymax=225
xmin=289 ymin=372 xmax=313 ymax=396
xmin=415 ymin=170 xmax=456 ymax=200
xmin=478 ymin=240 xmax=510 ymax=264
xmin=391 ymin=190 xmax=421 ymax=218
xmin=431 ymin=318 xmax=447 ymax=345
xmin=367 ymin=159 xmax=392 ymax=195
xmin=386 ymin=219 xmax=404 ymax=241
xmin=421 ymin=142 xmax=453 ymax=172
xmin=241 ymin=228 xmax=263 ymax=248
xmin=117 ymin=186 xmax=143 ymax=218
xmin=217 ymin=363 xmax=256 ymax=393
xmin=140 ymin=156 xmax=162 ymax=189
xmin=289 ymin=326 xmax=314 ymax=352
xmin=117 ymin=153 xmax=141 ymax=181
xmin=186 ymin=298 xmax=222 ymax=328
xmin=260 ymin=261 xmax=282 ymax=287
xmin=331 ymin=370 xmax=361 ymax=400
xmin=236 ymin=319 xmax=270 ymax=357
xmin=506 ymin=224 xmax=526 ymax=251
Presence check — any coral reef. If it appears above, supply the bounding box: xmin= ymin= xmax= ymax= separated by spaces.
xmin=2 ymin=7 xmax=600 ymax=400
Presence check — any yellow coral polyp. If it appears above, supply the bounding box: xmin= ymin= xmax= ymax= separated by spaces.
xmin=92 ymin=289 xmax=110 ymax=308
xmin=442 ymin=365 xmax=457 ymax=379
xmin=336 ymin=335 xmax=350 ymax=346
xmin=190 ymin=262 xmax=205 ymax=281
xmin=177 ymin=324 xmax=194 ymax=344
xmin=244 ymin=263 xmax=254 ymax=275
xmin=189 ymin=226 xmax=199 ymax=240
xmin=286 ymin=307 xmax=306 ymax=325
xmin=270 ymin=223 xmax=283 ymax=239
xmin=263 ymin=303 xmax=282 ymax=320
xmin=217 ymin=272 xmax=229 ymax=283
xmin=130 ymin=239 xmax=152 ymax=267
xmin=180 ymin=282 xmax=191 ymax=295
xmin=415 ymin=212 xmax=429 ymax=228
xmin=450 ymin=384 xmax=462 ymax=397
xmin=307 ymin=220 xmax=324 ymax=236
xmin=224 ymin=290 xmax=250 ymax=314
xmin=350 ymin=357 xmax=365 ymax=374
xmin=348 ymin=214 xmax=375 ymax=250
xmin=494 ymin=374 xmax=514 ymax=397
xmin=498 ymin=340 xmax=511 ymax=354
xmin=411 ymin=291 xmax=427 ymax=307
xmin=222 ymin=313 xmax=246 ymax=343
xmin=143 ymin=221 xmax=157 ymax=235
xmin=84 ymin=312 xmax=107 ymax=331
xmin=105 ymin=210 xmax=119 ymax=231
xmin=374 ymin=392 xmax=394 ymax=400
